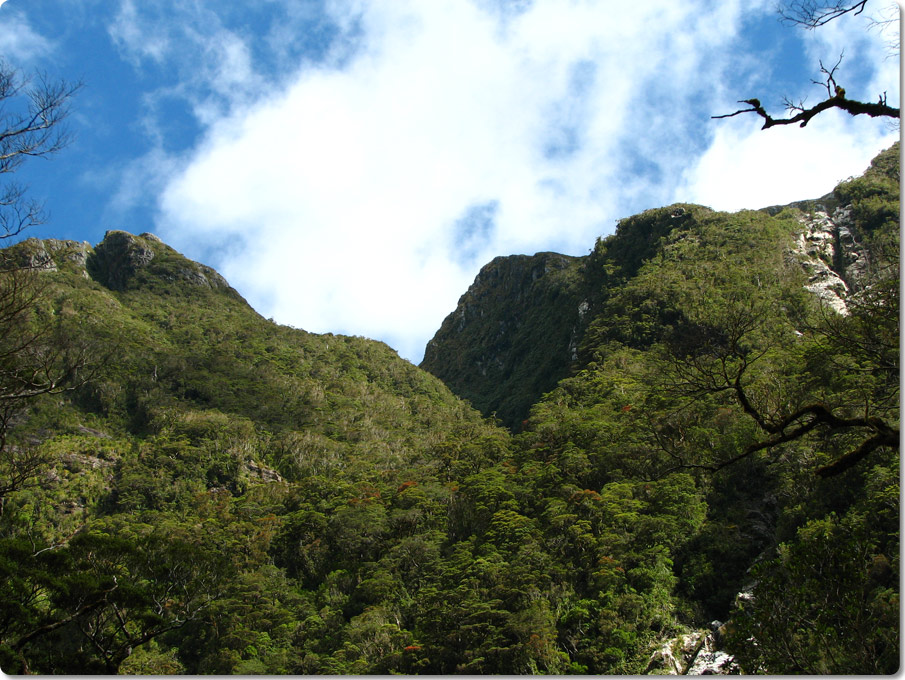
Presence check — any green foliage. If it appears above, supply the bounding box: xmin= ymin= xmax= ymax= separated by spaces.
xmin=0 ymin=146 xmax=898 ymax=674
xmin=834 ymin=142 xmax=900 ymax=239
xmin=728 ymin=462 xmax=899 ymax=673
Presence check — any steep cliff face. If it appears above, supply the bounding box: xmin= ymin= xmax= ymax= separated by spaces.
xmin=791 ymin=205 xmax=867 ymax=314
xmin=421 ymin=251 xmax=586 ymax=428
xmin=421 ymin=203 xmax=729 ymax=427
xmin=421 ymin=143 xmax=897 ymax=428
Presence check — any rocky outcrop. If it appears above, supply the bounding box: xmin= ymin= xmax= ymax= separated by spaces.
xmin=792 ymin=205 xmax=867 ymax=315
xmin=244 ymin=459 xmax=284 ymax=484
xmin=645 ymin=624 xmax=740 ymax=675
xmin=87 ymin=230 xmax=156 ymax=290
xmin=0 ymin=229 xmax=247 ymax=304
xmin=85 ymin=230 xmax=240 ymax=297
xmin=9 ymin=237 xmax=92 ymax=274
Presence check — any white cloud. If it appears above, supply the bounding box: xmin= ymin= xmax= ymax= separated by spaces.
xmin=108 ymin=0 xmax=272 ymax=129
xmin=150 ymin=0 xmax=895 ymax=363
xmin=0 ymin=6 xmax=52 ymax=63
xmin=108 ymin=0 xmax=172 ymax=66
xmin=676 ymin=112 xmax=898 ymax=210
xmin=677 ymin=3 xmax=900 ymax=211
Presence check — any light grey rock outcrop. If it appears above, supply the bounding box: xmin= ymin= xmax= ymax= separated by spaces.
xmin=244 ymin=459 xmax=284 ymax=483
xmin=792 ymin=205 xmax=867 ymax=315
xmin=12 ymin=237 xmax=92 ymax=274
xmin=645 ymin=624 xmax=740 ymax=675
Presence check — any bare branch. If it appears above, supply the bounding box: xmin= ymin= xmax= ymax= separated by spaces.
xmin=779 ymin=0 xmax=870 ymax=28
xmin=0 ymin=61 xmax=81 ymax=242
xmin=810 ymin=54 xmax=845 ymax=98
xmin=713 ymin=91 xmax=899 ymax=129
xmin=715 ymin=14 xmax=899 ymax=130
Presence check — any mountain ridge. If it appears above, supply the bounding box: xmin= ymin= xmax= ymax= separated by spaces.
xmin=421 ymin=143 xmax=898 ymax=427
xmin=0 ymin=142 xmax=897 ymax=675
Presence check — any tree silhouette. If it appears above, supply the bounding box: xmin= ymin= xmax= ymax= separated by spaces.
xmin=0 ymin=60 xmax=92 ymax=502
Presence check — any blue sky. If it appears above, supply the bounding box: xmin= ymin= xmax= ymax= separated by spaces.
xmin=0 ymin=0 xmax=899 ymax=362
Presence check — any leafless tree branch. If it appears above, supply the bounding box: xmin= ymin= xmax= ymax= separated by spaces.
xmin=0 ymin=61 xmax=81 ymax=241
xmin=779 ymin=0 xmax=870 ymax=28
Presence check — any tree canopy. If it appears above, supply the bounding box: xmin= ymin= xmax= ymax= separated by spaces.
xmin=0 ymin=142 xmax=897 ymax=674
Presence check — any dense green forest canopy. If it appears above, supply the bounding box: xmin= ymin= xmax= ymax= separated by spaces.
xmin=0 ymin=144 xmax=899 ymax=674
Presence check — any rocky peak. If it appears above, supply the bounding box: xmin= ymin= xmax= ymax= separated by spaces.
xmin=86 ymin=230 xmax=237 ymax=296
xmin=87 ymin=230 xmax=159 ymax=290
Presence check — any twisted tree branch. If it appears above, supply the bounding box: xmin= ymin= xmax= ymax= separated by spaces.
xmin=713 ymin=93 xmax=898 ymax=129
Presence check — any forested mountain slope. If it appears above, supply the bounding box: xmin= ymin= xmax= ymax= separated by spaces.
xmin=423 ymin=144 xmax=898 ymax=433
xmin=0 ymin=144 xmax=898 ymax=674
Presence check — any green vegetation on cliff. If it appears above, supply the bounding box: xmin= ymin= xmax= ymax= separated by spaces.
xmin=0 ymin=145 xmax=898 ymax=674
xmin=421 ymin=252 xmax=586 ymax=428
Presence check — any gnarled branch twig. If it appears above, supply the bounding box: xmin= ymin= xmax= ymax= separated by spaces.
xmin=713 ymin=93 xmax=898 ymax=129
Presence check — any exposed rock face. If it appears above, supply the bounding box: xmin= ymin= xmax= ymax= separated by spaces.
xmin=86 ymin=230 xmax=239 ymax=297
xmin=421 ymin=252 xmax=585 ymax=428
xmin=645 ymin=625 xmax=740 ymax=675
xmin=686 ymin=642 xmax=739 ymax=674
xmin=11 ymin=237 xmax=92 ymax=273
xmin=245 ymin=459 xmax=284 ymax=483
xmin=88 ymin=230 xmax=157 ymax=290
xmin=61 ymin=452 xmax=116 ymax=472
xmin=792 ymin=206 xmax=867 ymax=315
xmin=646 ymin=632 xmax=703 ymax=674
xmin=3 ymin=229 xmax=247 ymax=306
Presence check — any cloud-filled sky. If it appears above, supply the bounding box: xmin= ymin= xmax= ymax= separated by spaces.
xmin=0 ymin=0 xmax=899 ymax=362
